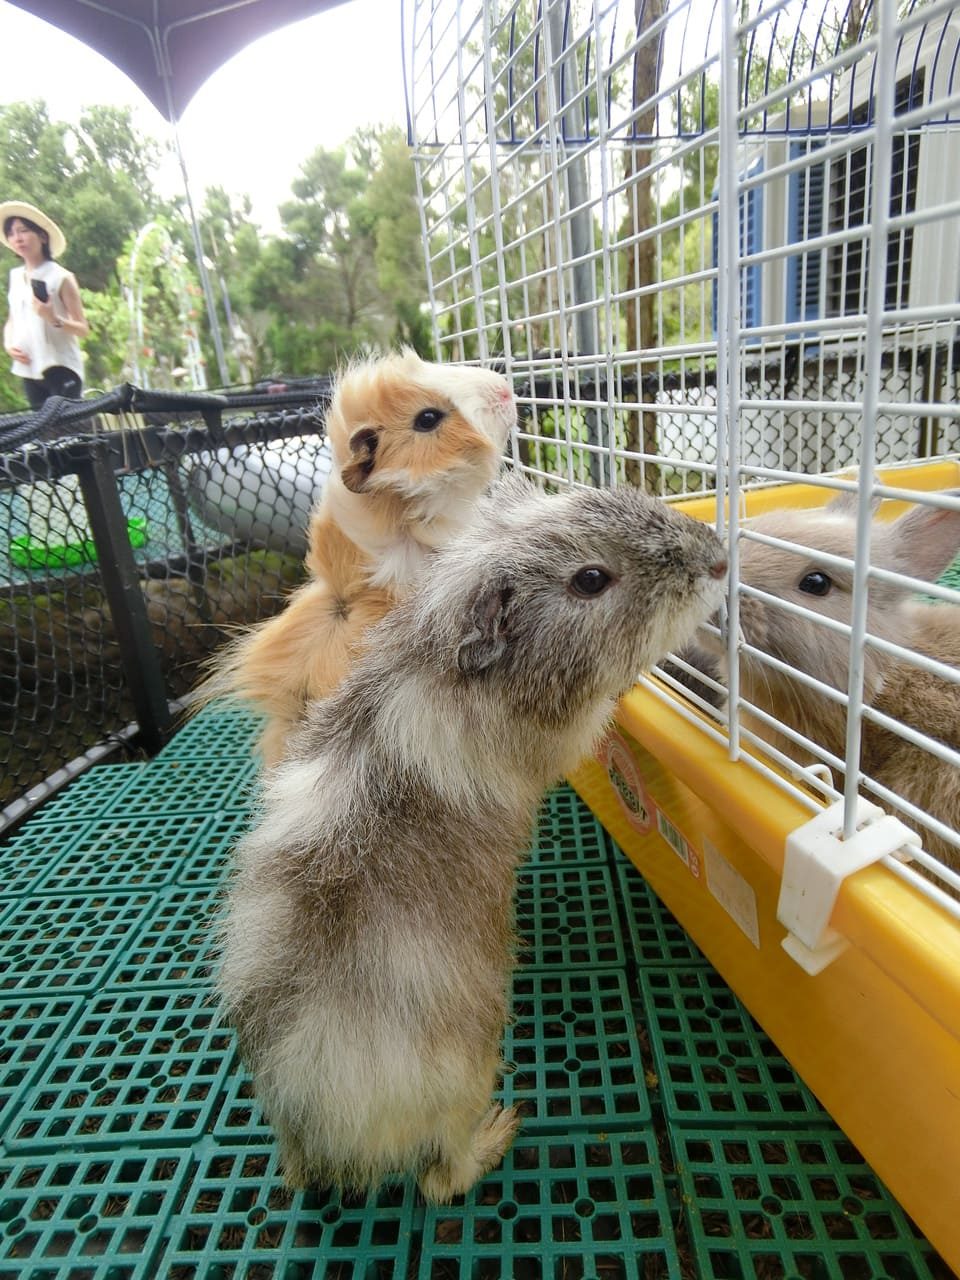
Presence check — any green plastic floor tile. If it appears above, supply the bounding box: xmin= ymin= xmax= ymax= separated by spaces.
xmin=27 ymin=812 xmax=213 ymax=895
xmin=158 ymin=1142 xmax=417 ymax=1280
xmin=0 ymin=765 xmax=946 ymax=1276
xmin=174 ymin=809 xmax=252 ymax=886
xmin=502 ymin=971 xmax=650 ymax=1130
xmin=26 ymin=809 xmax=249 ymax=896
xmin=93 ymin=758 xmax=260 ymax=816
xmin=0 ymin=995 xmax=83 ymax=1141
xmin=16 ymin=763 xmax=148 ymax=825
xmin=157 ymin=702 xmax=266 ymax=761
xmin=516 ymin=863 xmax=626 ymax=970
xmin=639 ymin=968 xmax=829 ymax=1126
xmin=0 ymin=890 xmax=154 ymax=996
xmin=209 ymin=1062 xmax=270 ymax=1143
xmin=23 ymin=759 xmax=259 ymax=823
xmin=674 ymin=1129 xmax=942 ymax=1280
xmin=0 ymin=1148 xmax=192 ymax=1280
xmin=106 ymin=885 xmax=220 ymax=989
xmin=418 ymin=1130 xmax=679 ymax=1280
xmin=613 ymin=853 xmax=709 ymax=968
xmin=5 ymin=987 xmax=234 ymax=1152
xmin=0 ymin=823 xmax=87 ymax=900
xmin=0 ymin=808 xmax=246 ymax=904
xmin=528 ymin=786 xmax=611 ymax=864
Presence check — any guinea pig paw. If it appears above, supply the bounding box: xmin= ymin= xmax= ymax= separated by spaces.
xmin=473 ymin=1102 xmax=521 ymax=1170
xmin=417 ymin=1104 xmax=521 ymax=1202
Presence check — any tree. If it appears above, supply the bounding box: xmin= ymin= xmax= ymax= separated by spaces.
xmin=622 ymin=0 xmax=669 ymax=491
xmin=248 ymin=126 xmax=431 ymax=371
xmin=0 ymin=102 xmax=164 ymax=291
xmin=0 ymin=103 xmax=433 ymax=404
xmin=0 ymin=100 xmax=168 ymax=407
xmin=364 ymin=128 xmax=431 ymax=354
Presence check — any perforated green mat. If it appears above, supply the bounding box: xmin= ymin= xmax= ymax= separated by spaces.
xmin=0 ymin=703 xmax=948 ymax=1278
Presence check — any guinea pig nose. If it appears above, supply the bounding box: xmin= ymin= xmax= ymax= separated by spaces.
xmin=709 ymin=558 xmax=728 ymax=580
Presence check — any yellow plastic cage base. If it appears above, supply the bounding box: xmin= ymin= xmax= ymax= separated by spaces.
xmin=571 ymin=460 xmax=960 ymax=1267
xmin=571 ymin=697 xmax=960 ymax=1264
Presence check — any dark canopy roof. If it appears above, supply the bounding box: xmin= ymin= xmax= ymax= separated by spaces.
xmin=8 ymin=0 xmax=350 ymax=121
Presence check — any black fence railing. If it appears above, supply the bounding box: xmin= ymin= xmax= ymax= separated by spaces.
xmin=0 ymin=382 xmax=333 ymax=831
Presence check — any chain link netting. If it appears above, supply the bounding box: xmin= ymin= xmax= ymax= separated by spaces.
xmin=0 ymin=383 xmax=331 ymax=820
xmin=513 ymin=339 xmax=959 ymax=494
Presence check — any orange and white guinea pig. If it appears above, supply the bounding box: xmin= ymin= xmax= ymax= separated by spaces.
xmin=197 ymin=349 xmax=516 ymax=766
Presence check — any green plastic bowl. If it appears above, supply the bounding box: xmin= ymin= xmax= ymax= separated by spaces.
xmin=9 ymin=516 xmax=148 ymax=569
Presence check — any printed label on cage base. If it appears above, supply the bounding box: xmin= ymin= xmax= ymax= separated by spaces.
xmin=604 ymin=731 xmax=654 ymax=834
xmin=704 ymin=838 xmax=760 ymax=947
xmin=656 ymin=809 xmax=701 ymax=879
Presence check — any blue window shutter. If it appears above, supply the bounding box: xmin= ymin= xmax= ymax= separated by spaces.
xmin=742 ymin=174 xmax=763 ymax=329
xmin=786 ymin=141 xmax=825 ymax=325
xmin=711 ymin=160 xmax=762 ymax=338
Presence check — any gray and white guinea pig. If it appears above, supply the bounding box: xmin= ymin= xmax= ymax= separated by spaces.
xmin=700 ymin=490 xmax=960 ymax=872
xmin=214 ymin=476 xmax=727 ymax=1202
xmin=193 ymin=350 xmax=517 ymax=767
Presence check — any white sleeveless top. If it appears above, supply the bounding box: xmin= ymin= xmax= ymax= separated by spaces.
xmin=7 ymin=259 xmax=84 ymax=381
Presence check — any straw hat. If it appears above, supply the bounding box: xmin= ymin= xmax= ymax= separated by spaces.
xmin=0 ymin=201 xmax=66 ymax=258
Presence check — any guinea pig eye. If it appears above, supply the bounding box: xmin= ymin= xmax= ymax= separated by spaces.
xmin=413 ymin=408 xmax=445 ymax=432
xmin=569 ymin=566 xmax=613 ymax=598
xmin=798 ymin=571 xmax=833 ymax=597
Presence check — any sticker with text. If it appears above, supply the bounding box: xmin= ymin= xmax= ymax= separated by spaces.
xmin=604 ymin=732 xmax=654 ymax=834
xmin=656 ymin=809 xmax=701 ymax=879
xmin=704 ymin=839 xmax=760 ymax=948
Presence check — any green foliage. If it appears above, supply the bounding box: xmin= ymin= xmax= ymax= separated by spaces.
xmin=0 ymin=359 xmax=26 ymax=412
xmin=0 ymin=102 xmax=165 ymax=291
xmin=0 ymin=102 xmax=433 ymax=398
xmin=77 ymin=287 xmax=130 ymax=392
xmin=267 ymin=126 xmax=430 ymax=362
xmin=366 ymin=130 xmax=432 ymax=354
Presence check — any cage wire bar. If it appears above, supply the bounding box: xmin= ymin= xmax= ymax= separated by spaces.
xmin=406 ymin=0 xmax=960 ymax=891
xmin=406 ymin=0 xmax=960 ymax=1262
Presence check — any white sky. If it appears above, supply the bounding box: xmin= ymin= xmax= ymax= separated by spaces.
xmin=0 ymin=0 xmax=409 ymax=232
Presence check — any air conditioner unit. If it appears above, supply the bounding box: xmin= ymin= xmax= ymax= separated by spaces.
xmin=712 ymin=16 xmax=960 ymax=340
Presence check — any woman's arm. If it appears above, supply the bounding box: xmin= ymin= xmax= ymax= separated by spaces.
xmin=34 ymin=272 xmax=90 ymax=339
xmin=3 ymin=311 xmax=29 ymax=365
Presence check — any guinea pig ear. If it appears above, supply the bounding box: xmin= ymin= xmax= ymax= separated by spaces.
xmin=341 ymin=427 xmax=380 ymax=493
xmin=824 ymin=487 xmax=882 ymax=517
xmin=877 ymin=495 xmax=960 ymax=582
xmin=457 ymin=572 xmax=515 ymax=676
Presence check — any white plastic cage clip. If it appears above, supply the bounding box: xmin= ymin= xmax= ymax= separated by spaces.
xmin=777 ymin=798 xmax=921 ymax=976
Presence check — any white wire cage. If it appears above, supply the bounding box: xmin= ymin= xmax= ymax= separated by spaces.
xmin=403 ymin=0 xmax=960 ymax=914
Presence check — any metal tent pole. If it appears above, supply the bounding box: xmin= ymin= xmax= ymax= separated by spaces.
xmin=162 ymin=75 xmax=231 ymax=387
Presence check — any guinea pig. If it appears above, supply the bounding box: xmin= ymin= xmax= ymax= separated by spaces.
xmin=699 ymin=490 xmax=960 ymax=872
xmin=195 ymin=350 xmax=516 ymax=766
xmin=214 ymin=475 xmax=728 ymax=1201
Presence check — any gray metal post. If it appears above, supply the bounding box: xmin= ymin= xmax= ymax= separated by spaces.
xmin=547 ymin=0 xmax=604 ymax=486
xmin=162 ymin=75 xmax=231 ymax=388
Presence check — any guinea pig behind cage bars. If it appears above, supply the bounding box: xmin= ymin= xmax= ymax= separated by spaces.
xmin=193 ymin=349 xmax=516 ymax=766
xmin=214 ymin=475 xmax=728 ymax=1202
xmin=700 ymin=490 xmax=960 ymax=873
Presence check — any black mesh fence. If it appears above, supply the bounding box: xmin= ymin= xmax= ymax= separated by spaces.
xmin=0 ymin=381 xmax=332 ymax=827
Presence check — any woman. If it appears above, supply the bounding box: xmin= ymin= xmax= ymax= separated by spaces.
xmin=1 ymin=200 xmax=89 ymax=409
